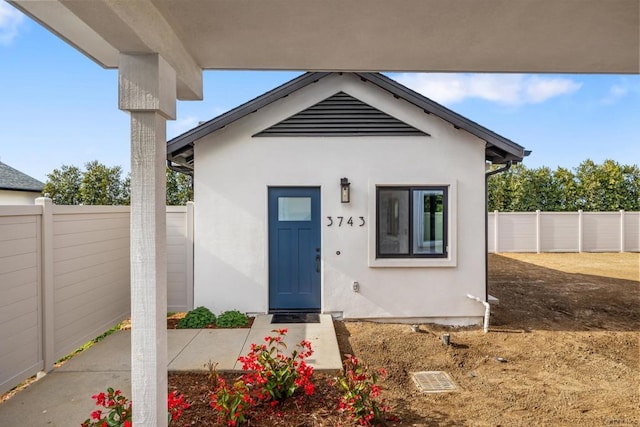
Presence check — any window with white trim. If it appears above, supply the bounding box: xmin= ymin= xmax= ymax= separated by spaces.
xmin=376 ymin=186 xmax=448 ymax=258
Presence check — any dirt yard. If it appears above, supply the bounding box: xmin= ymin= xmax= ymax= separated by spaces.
xmin=170 ymin=253 xmax=638 ymax=426
xmin=333 ymin=253 xmax=639 ymax=426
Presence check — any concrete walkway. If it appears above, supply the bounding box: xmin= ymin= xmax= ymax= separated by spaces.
xmin=0 ymin=314 xmax=341 ymax=426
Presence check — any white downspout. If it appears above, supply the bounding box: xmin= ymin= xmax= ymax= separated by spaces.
xmin=467 ymin=294 xmax=490 ymax=333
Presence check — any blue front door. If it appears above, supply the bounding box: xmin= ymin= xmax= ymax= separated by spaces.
xmin=268 ymin=187 xmax=321 ymax=311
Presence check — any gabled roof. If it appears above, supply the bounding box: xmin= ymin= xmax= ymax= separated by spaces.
xmin=167 ymin=72 xmax=529 ymax=170
xmin=0 ymin=161 xmax=45 ymax=192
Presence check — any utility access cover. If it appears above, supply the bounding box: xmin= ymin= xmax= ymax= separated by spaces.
xmin=411 ymin=371 xmax=457 ymax=393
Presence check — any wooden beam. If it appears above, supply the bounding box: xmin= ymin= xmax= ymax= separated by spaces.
xmin=61 ymin=0 xmax=202 ymax=100
xmin=119 ymin=53 xmax=176 ymax=427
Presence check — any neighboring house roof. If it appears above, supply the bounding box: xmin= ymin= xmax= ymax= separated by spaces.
xmin=167 ymin=72 xmax=529 ymax=170
xmin=0 ymin=161 xmax=45 ymax=192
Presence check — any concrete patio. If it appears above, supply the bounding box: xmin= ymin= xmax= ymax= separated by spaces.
xmin=0 ymin=314 xmax=342 ymax=426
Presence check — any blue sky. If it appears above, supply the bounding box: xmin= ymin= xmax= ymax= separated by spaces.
xmin=1 ymin=3 xmax=639 ymax=183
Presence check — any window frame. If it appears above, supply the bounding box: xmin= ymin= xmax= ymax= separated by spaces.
xmin=375 ymin=186 xmax=449 ymax=259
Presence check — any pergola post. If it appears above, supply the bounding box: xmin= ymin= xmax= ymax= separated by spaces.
xmin=119 ymin=53 xmax=176 ymax=427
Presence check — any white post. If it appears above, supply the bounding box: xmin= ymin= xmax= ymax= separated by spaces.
xmin=35 ymin=197 xmax=54 ymax=372
xmin=119 ymin=53 xmax=176 ymax=427
xmin=186 ymin=201 xmax=195 ymax=310
xmin=494 ymin=210 xmax=499 ymax=253
xmin=578 ymin=210 xmax=583 ymax=253
xmin=620 ymin=209 xmax=625 ymax=253
xmin=535 ymin=210 xmax=541 ymax=254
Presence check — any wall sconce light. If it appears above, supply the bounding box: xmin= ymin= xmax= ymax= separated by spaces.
xmin=340 ymin=177 xmax=351 ymax=203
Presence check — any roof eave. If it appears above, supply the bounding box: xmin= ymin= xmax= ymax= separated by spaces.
xmin=354 ymin=72 xmax=527 ymax=162
xmin=167 ymin=72 xmax=329 ymax=155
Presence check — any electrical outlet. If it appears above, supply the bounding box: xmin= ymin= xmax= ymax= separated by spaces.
xmin=352 ymin=281 xmax=360 ymax=292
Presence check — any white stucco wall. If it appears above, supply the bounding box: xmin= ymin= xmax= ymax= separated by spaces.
xmin=0 ymin=190 xmax=41 ymax=205
xmin=193 ymin=74 xmax=487 ymax=324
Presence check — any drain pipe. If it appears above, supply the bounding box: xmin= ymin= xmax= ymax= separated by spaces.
xmin=467 ymin=294 xmax=490 ymax=333
xmin=476 ymin=161 xmax=513 ymax=334
xmin=484 ymin=161 xmax=512 ymax=302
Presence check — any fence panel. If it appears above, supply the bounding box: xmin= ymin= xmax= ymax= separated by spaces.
xmin=497 ymin=212 xmax=537 ymax=252
xmin=624 ymin=212 xmax=639 ymax=252
xmin=539 ymin=212 xmax=579 ymax=252
xmin=52 ymin=206 xmax=131 ymax=361
xmin=489 ymin=211 xmax=638 ymax=253
xmin=167 ymin=206 xmax=193 ymax=312
xmin=582 ymin=212 xmax=621 ymax=252
xmin=487 ymin=214 xmax=495 ymax=253
xmin=0 ymin=206 xmax=43 ymax=395
xmin=0 ymin=203 xmax=194 ymax=395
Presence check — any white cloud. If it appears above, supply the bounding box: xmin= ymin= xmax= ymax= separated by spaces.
xmin=0 ymin=2 xmax=25 ymax=45
xmin=601 ymin=80 xmax=640 ymax=104
xmin=394 ymin=73 xmax=582 ymax=106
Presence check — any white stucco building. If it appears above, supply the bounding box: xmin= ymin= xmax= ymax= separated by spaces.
xmin=168 ymin=72 xmax=527 ymax=325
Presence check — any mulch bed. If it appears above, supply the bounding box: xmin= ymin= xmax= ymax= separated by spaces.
xmin=168 ymin=372 xmax=363 ymax=426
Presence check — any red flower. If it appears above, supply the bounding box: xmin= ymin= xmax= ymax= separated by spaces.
xmin=92 ymin=392 xmax=106 ymax=406
xmin=304 ymin=383 xmax=315 ymax=395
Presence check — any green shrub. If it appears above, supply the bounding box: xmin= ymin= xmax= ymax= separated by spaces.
xmin=216 ymin=310 xmax=249 ymax=328
xmin=177 ymin=306 xmax=216 ymax=329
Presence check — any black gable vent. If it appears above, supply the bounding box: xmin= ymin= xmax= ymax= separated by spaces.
xmin=254 ymin=92 xmax=428 ymax=137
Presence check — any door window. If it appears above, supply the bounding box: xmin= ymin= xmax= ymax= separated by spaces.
xmin=278 ymin=197 xmax=312 ymax=221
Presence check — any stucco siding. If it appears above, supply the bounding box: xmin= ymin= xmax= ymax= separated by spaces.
xmin=0 ymin=207 xmax=43 ymax=395
xmin=0 ymin=189 xmax=40 ymax=205
xmin=193 ymin=74 xmax=487 ymax=323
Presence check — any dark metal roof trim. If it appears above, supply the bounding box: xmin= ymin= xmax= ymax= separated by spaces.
xmin=167 ymin=72 xmax=528 ymax=169
xmin=355 ymin=72 xmax=527 ymax=162
xmin=254 ymin=92 xmax=427 ymax=137
xmin=167 ymin=72 xmax=329 ymax=163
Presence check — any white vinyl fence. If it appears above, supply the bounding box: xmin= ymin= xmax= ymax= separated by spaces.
xmin=0 ymin=200 xmax=193 ymax=395
xmin=488 ymin=210 xmax=639 ymax=253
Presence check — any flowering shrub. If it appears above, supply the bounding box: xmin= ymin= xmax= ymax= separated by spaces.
xmin=81 ymin=387 xmax=189 ymax=427
xmin=334 ymin=354 xmax=390 ymax=426
xmin=239 ymin=328 xmax=315 ymax=401
xmin=210 ymin=375 xmax=253 ymax=426
xmin=210 ymin=329 xmax=315 ymax=425
xmin=81 ymin=387 xmax=131 ymax=427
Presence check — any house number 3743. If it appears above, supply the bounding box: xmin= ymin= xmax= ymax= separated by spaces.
xmin=326 ymin=216 xmax=366 ymax=227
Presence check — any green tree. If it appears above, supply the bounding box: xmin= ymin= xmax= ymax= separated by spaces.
xmin=488 ymin=159 xmax=639 ymax=212
xmin=80 ymin=161 xmax=128 ymax=205
xmin=166 ymin=168 xmax=193 ymax=205
xmin=509 ymin=166 xmax=558 ymax=211
xmin=620 ymin=164 xmax=640 ymax=211
xmin=553 ymin=166 xmax=578 ymax=211
xmin=42 ymin=164 xmax=82 ymax=205
xmin=487 ymin=166 xmax=511 ymax=211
